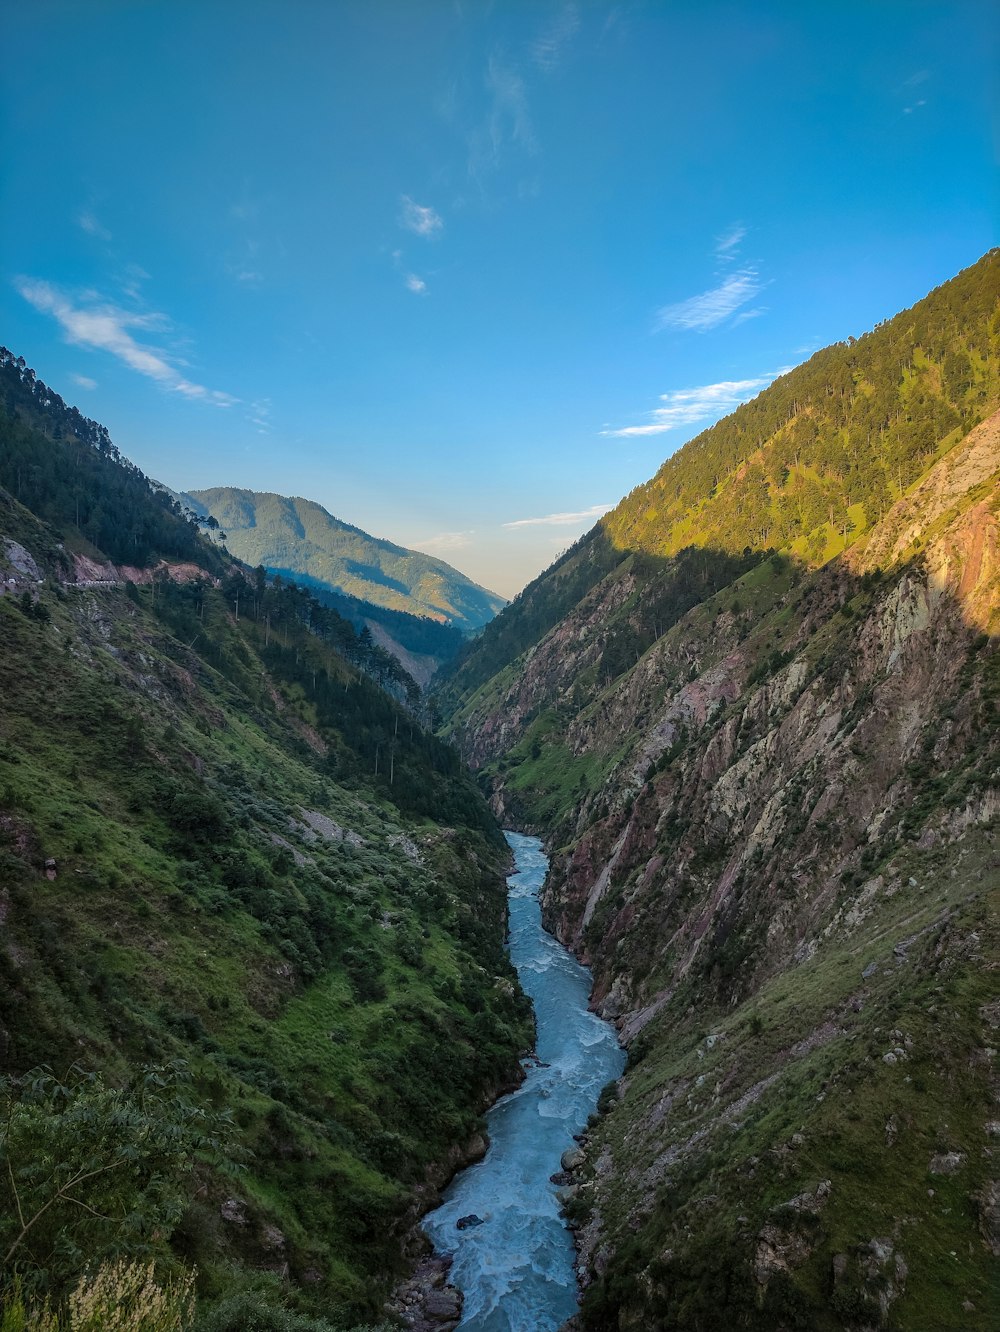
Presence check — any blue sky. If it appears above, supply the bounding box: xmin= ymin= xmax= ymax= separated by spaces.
xmin=3 ymin=1 xmax=996 ymax=598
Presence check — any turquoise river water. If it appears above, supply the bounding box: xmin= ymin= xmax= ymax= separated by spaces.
xmin=423 ymin=831 xmax=626 ymax=1331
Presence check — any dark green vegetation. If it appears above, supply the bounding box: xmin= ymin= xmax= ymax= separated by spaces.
xmin=307 ymin=586 xmax=465 ymax=667
xmin=0 ymin=348 xmax=223 ymax=572
xmin=434 ymin=252 xmax=1000 ymax=1330
xmin=185 ymin=487 xmax=505 ymax=635
xmin=0 ymin=357 xmax=532 ymax=1328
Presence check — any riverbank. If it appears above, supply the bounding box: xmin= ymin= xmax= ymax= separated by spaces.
xmin=420 ymin=833 xmax=625 ymax=1332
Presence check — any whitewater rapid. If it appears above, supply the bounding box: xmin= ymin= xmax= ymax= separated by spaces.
xmin=423 ymin=831 xmax=626 ymax=1331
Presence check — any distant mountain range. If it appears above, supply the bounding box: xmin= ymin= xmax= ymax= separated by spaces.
xmin=184 ymin=487 xmax=505 ymax=636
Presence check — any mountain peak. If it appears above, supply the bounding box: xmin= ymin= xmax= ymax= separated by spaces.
xmin=185 ymin=485 xmax=505 ymax=634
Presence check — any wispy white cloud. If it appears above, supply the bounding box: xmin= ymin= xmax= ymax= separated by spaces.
xmin=504 ymin=503 xmax=613 ymax=529
xmin=654 ymin=268 xmax=763 ymax=333
xmin=714 ymin=222 xmax=746 ymax=259
xmin=78 ymin=210 xmax=112 ymax=241
xmin=413 ymin=530 xmax=474 ymax=552
xmin=400 ymin=196 xmax=443 ymax=238
xmin=731 ymin=306 xmax=766 ymax=327
xmin=226 ymin=189 xmax=268 ymax=283
xmin=602 ymin=370 xmax=790 ymax=438
xmin=487 ymin=57 xmax=536 ymax=154
xmin=70 ymin=372 xmax=97 ymax=391
xmin=16 ymin=278 xmax=237 ymax=407
xmin=468 ymin=55 xmax=537 ymax=181
xmin=532 ymin=4 xmax=580 ymax=70
xmin=226 ymin=235 xmax=263 ymax=284
xmin=118 ymin=262 xmax=151 ymax=303
xmin=389 ymin=248 xmax=430 ymax=296
xmin=900 ymin=71 xmax=930 ymax=116
xmin=248 ymin=398 xmax=271 ymax=434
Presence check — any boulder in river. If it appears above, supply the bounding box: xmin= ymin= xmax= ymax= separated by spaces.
xmin=456 ymin=1213 xmax=484 ymax=1230
xmin=424 ymin=1288 xmax=462 ymax=1321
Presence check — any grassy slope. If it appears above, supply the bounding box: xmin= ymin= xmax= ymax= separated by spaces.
xmin=580 ymin=828 xmax=998 ymax=1330
xmin=0 ymin=489 xmax=531 ymax=1326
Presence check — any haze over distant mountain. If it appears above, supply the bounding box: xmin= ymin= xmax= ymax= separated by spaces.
xmin=185 ymin=487 xmax=505 ymax=634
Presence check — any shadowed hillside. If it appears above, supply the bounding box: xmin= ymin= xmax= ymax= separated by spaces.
xmin=0 ymin=355 xmax=532 ymax=1329
xmin=433 ymin=254 xmax=1000 ymax=1330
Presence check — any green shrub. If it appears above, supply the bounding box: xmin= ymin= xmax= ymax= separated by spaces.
xmin=0 ymin=1063 xmax=236 ymax=1296
xmin=193 ymin=1293 xmax=338 ymax=1332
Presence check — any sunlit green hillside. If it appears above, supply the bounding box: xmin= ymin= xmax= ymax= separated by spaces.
xmin=0 ymin=355 xmax=531 ymax=1330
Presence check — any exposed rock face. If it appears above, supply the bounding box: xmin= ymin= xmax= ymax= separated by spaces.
xmin=976 ymin=1180 xmax=1000 ymax=1257
xmin=220 ymin=1197 xmax=248 ymax=1225
xmin=386 ymin=1254 xmax=463 ymax=1330
xmin=529 ymin=418 xmax=1000 ymax=1025
xmin=441 ymin=406 xmax=1000 ymax=1326
xmin=3 ymin=539 xmax=42 ymax=580
xmin=70 ymin=552 xmax=216 ymax=587
xmin=294 ymin=807 xmax=366 ymax=848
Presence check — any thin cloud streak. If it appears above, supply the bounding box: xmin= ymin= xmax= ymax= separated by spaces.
xmin=78 ymin=210 xmax=112 ymax=241
xmin=400 ymin=196 xmax=443 ymax=237
xmin=603 ymin=370 xmax=790 ymax=438
xmin=468 ymin=55 xmax=537 ymax=182
xmin=16 ymin=278 xmax=237 ymax=407
xmin=504 ymin=503 xmax=613 ymax=529
xmin=405 ymin=273 xmax=427 ymax=294
xmin=532 ymin=4 xmax=580 ymax=70
xmin=487 ymin=58 xmax=536 ymax=155
xmin=654 ymin=268 xmax=763 ymax=332
xmin=731 ymin=307 xmax=766 ymax=327
xmin=714 ymin=223 xmax=746 ymax=258
xmin=70 ymin=373 xmax=97 ymax=390
xmin=248 ymin=397 xmax=271 ymax=434
xmin=413 ymin=530 xmax=474 ymax=552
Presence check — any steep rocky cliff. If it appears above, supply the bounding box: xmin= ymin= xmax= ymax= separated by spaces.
xmin=435 ymin=257 xmax=999 ymax=1329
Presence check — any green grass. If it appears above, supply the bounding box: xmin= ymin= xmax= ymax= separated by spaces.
xmin=0 ymin=551 xmax=532 ymax=1326
xmin=577 ymin=831 xmax=999 ymax=1330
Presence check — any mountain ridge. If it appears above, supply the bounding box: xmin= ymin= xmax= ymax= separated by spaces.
xmin=435 ymin=249 xmax=997 ymax=724
xmin=185 ymin=485 xmax=506 ymax=637
xmin=0 ymin=352 xmax=532 ymax=1328
xmin=433 ymin=253 xmax=1000 ymax=1329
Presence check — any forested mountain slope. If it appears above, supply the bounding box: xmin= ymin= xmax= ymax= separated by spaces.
xmin=434 ymin=253 xmax=1000 ymax=1330
xmin=186 ymin=487 xmax=505 ymax=636
xmin=436 ymin=250 xmax=997 ymax=725
xmin=0 ymin=356 xmax=531 ymax=1329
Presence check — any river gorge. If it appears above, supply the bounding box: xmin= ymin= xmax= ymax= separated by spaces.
xmin=423 ymin=832 xmax=626 ymax=1332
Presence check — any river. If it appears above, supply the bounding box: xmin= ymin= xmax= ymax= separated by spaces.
xmin=422 ymin=831 xmax=626 ymax=1331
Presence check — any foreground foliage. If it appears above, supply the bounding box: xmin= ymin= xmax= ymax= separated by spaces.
xmin=1 ymin=1064 xmax=233 ymax=1291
